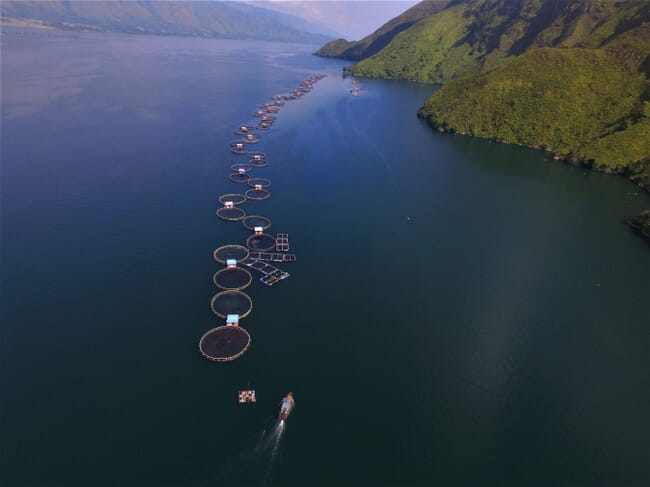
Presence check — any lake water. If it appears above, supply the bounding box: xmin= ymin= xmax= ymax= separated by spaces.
xmin=2 ymin=29 xmax=649 ymax=486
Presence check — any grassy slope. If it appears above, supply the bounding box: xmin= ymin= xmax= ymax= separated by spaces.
xmin=0 ymin=1 xmax=331 ymax=43
xmin=314 ymin=0 xmax=449 ymax=61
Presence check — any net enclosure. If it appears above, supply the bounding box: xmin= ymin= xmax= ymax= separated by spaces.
xmin=246 ymin=233 xmax=276 ymax=251
xmin=213 ymin=245 xmax=249 ymax=263
xmin=242 ymin=215 xmax=271 ymax=231
xmin=245 ymin=188 xmax=270 ymax=200
xmin=211 ymin=290 xmax=253 ymax=318
xmin=217 ymin=207 xmax=246 ymax=221
xmin=213 ymin=267 xmax=252 ymax=290
xmin=199 ymin=326 xmax=251 ymax=362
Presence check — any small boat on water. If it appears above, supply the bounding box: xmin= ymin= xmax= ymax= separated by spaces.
xmin=278 ymin=392 xmax=294 ymax=421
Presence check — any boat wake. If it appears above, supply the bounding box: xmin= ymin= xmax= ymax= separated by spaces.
xmin=261 ymin=420 xmax=285 ymax=486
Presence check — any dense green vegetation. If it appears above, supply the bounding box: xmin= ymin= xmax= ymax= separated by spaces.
xmin=314 ymin=0 xmax=449 ymax=60
xmin=418 ymin=21 xmax=650 ymax=189
xmin=348 ymin=0 xmax=649 ymax=83
xmin=0 ymin=1 xmax=332 ymax=43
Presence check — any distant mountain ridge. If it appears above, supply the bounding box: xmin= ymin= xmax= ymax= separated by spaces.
xmin=0 ymin=1 xmax=333 ymax=44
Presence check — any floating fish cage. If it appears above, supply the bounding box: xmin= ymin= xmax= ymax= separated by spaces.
xmin=218 ymin=193 xmax=246 ymax=205
xmin=234 ymin=125 xmax=255 ymax=136
xmin=249 ymin=157 xmax=268 ymax=167
xmin=242 ymin=133 xmax=261 ymax=144
xmin=256 ymin=121 xmax=272 ymax=131
xmin=217 ymin=206 xmax=246 ymax=221
xmin=211 ymin=290 xmax=253 ymax=318
xmin=260 ymin=115 xmax=276 ymax=122
xmin=246 ymin=233 xmax=276 ymax=251
xmin=242 ymin=215 xmax=272 ymax=231
xmin=248 ymin=178 xmax=271 ymax=188
xmin=213 ymin=244 xmax=249 ymax=263
xmin=229 ymin=172 xmax=250 ymax=183
xmin=199 ymin=325 xmax=251 ymax=362
xmin=230 ymin=163 xmax=251 ymax=173
xmin=245 ymin=188 xmax=270 ymax=200
xmin=230 ymin=141 xmax=248 ymax=155
xmin=266 ymin=106 xmax=280 ymax=113
xmin=213 ymin=267 xmax=253 ymax=291
xmin=254 ymin=109 xmax=268 ymax=117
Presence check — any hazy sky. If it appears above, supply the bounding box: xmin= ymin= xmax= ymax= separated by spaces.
xmin=247 ymin=1 xmax=420 ymax=39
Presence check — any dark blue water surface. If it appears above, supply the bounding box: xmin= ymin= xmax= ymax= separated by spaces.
xmin=2 ymin=29 xmax=649 ymax=487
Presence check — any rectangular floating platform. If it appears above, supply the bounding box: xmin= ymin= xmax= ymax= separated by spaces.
xmin=248 ymin=252 xmax=296 ymax=262
xmin=276 ymin=233 xmax=289 ymax=252
xmin=241 ymin=258 xmax=290 ymax=286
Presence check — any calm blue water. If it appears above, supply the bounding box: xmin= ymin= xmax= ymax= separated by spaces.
xmin=2 ymin=29 xmax=649 ymax=486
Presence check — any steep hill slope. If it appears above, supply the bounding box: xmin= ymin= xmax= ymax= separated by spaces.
xmin=314 ymin=0 xmax=449 ymax=60
xmin=0 ymin=1 xmax=332 ymax=43
xmin=348 ymin=0 xmax=649 ymax=83
xmin=417 ymin=20 xmax=650 ymax=188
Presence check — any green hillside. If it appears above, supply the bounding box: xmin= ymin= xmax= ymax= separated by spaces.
xmin=348 ymin=0 xmax=649 ymax=83
xmin=314 ymin=0 xmax=449 ymax=60
xmin=418 ymin=21 xmax=650 ymax=187
xmin=0 ymin=1 xmax=332 ymax=43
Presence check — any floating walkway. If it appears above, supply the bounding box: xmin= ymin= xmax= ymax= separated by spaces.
xmin=248 ymin=252 xmax=296 ymax=262
xmin=276 ymin=233 xmax=289 ymax=252
xmin=242 ymin=258 xmax=290 ymax=287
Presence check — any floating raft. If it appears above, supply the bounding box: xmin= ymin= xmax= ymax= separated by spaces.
xmin=238 ymin=390 xmax=256 ymax=403
xmin=276 ymin=233 xmax=289 ymax=252
xmin=213 ymin=267 xmax=252 ymax=291
xmin=199 ymin=326 xmax=251 ymax=362
xmin=213 ymin=244 xmax=250 ymax=264
xmin=211 ymin=290 xmax=253 ymax=318
xmin=242 ymin=215 xmax=272 ymax=231
xmin=242 ymin=258 xmax=290 ymax=287
xmin=248 ymin=252 xmax=296 ymax=262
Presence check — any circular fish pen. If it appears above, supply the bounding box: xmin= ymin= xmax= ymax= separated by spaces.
xmin=248 ymin=178 xmax=271 ymax=188
xmin=230 ymin=163 xmax=251 ymax=173
xmin=256 ymin=121 xmax=272 ymax=131
xmin=234 ymin=125 xmax=255 ymax=136
xmin=218 ymin=193 xmax=246 ymax=205
xmin=242 ymin=215 xmax=271 ymax=231
xmin=213 ymin=267 xmax=252 ymax=291
xmin=245 ymin=188 xmax=270 ymax=200
xmin=199 ymin=326 xmax=251 ymax=362
xmin=249 ymin=158 xmax=268 ymax=168
xmin=211 ymin=290 xmax=253 ymax=319
xmin=217 ymin=207 xmax=246 ymax=221
xmin=246 ymin=233 xmax=276 ymax=251
xmin=242 ymin=133 xmax=261 ymax=144
xmin=230 ymin=141 xmax=248 ymax=155
xmin=266 ymin=106 xmax=280 ymax=113
xmin=229 ymin=173 xmax=250 ymax=184
xmin=213 ymin=244 xmax=249 ymax=263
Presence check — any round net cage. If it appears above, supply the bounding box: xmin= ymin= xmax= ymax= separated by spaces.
xmin=213 ymin=244 xmax=249 ymax=263
xmin=246 ymin=233 xmax=276 ymax=251
xmin=245 ymin=188 xmax=270 ymax=201
xmin=266 ymin=106 xmax=280 ymax=113
xmin=254 ymin=109 xmax=268 ymax=117
xmin=199 ymin=326 xmax=251 ymax=362
xmin=218 ymin=193 xmax=246 ymax=205
xmin=229 ymin=173 xmax=250 ymax=184
xmin=242 ymin=134 xmax=261 ymax=144
xmin=213 ymin=267 xmax=252 ymax=291
xmin=230 ymin=163 xmax=251 ymax=173
xmin=234 ymin=125 xmax=255 ymax=136
xmin=217 ymin=207 xmax=246 ymax=221
xmin=256 ymin=122 xmax=272 ymax=131
xmin=248 ymin=178 xmax=271 ymax=189
xmin=249 ymin=158 xmax=268 ymax=168
xmin=248 ymin=151 xmax=266 ymax=160
xmin=230 ymin=147 xmax=248 ymax=155
xmin=242 ymin=215 xmax=271 ymax=231
xmin=211 ymin=290 xmax=253 ymax=319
